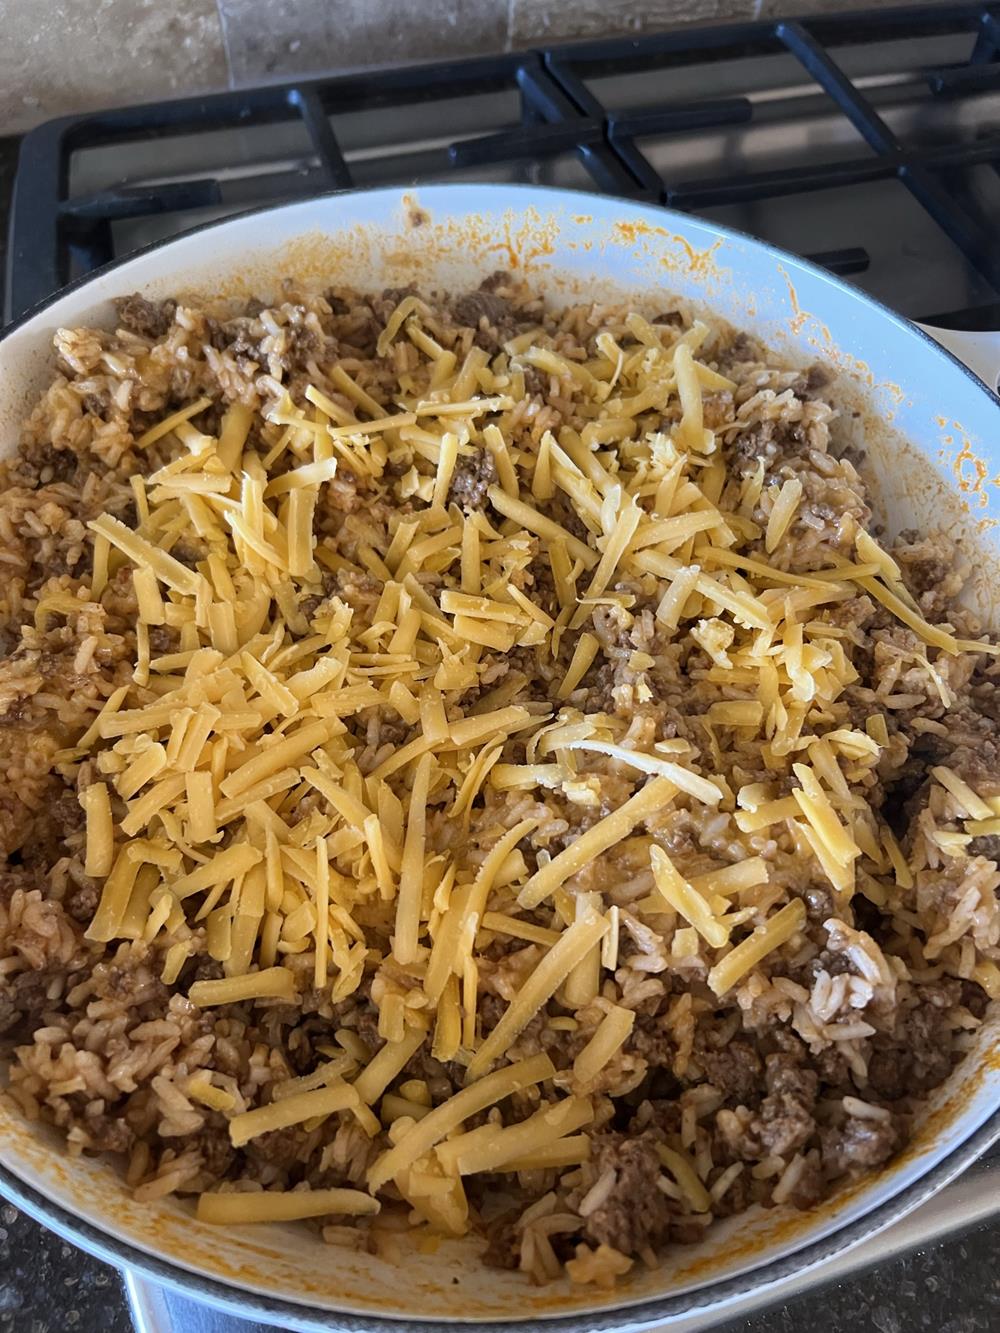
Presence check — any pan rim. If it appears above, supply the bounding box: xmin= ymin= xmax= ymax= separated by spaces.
xmin=2 ymin=1114 xmax=997 ymax=1331
xmin=1 ymin=181 xmax=998 ymax=411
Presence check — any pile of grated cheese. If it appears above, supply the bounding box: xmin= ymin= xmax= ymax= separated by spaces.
xmin=66 ymin=292 xmax=1000 ymax=1223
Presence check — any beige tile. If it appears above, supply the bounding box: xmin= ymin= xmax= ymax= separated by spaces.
xmin=219 ymin=0 xmax=507 ymax=84
xmin=509 ymin=0 xmax=757 ymax=47
xmin=0 ymin=0 xmax=228 ymax=134
xmin=757 ymin=0 xmax=939 ymax=12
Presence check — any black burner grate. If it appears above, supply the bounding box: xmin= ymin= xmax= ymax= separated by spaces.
xmin=544 ymin=3 xmax=1000 ymax=310
xmin=6 ymin=3 xmax=1000 ymax=326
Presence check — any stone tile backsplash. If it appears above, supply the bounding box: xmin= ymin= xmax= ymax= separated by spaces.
xmin=2 ymin=0 xmax=945 ymax=134
xmin=217 ymin=0 xmax=507 ymax=85
xmin=1 ymin=0 xmax=228 ymax=135
xmin=508 ymin=0 xmax=755 ymax=46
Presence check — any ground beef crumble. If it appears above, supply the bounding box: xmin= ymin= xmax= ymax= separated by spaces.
xmin=698 ymin=1040 xmax=764 ymax=1104
xmin=580 ymin=1132 xmax=672 ymax=1255
xmin=750 ymin=1055 xmax=818 ymax=1158
xmin=449 ymin=447 xmax=498 ymax=511
xmin=822 ymin=1115 xmax=898 ymax=1177
xmin=115 ymin=294 xmax=177 ymax=339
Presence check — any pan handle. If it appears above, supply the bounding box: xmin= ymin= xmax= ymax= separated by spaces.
xmin=915 ymin=323 xmax=1000 ymax=395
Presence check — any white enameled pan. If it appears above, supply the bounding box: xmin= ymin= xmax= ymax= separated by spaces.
xmin=1 ymin=184 xmax=998 ymax=1331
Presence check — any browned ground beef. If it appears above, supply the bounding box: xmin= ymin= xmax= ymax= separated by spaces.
xmin=448 ymin=447 xmax=498 ymax=512
xmin=822 ymin=1115 xmax=897 ymax=1176
xmin=483 ymin=1211 xmax=521 ymax=1269
xmin=451 ymin=290 xmax=513 ymax=335
xmin=866 ymin=999 xmax=957 ymax=1099
xmin=581 ymin=1132 xmax=672 ymax=1254
xmin=698 ymin=1040 xmax=764 ymax=1104
xmin=751 ymin=1056 xmax=818 ymax=1157
xmin=82 ymin=1112 xmax=136 ymax=1155
xmin=115 ymin=294 xmax=177 ymax=339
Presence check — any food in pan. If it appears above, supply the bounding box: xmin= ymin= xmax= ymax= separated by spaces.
xmin=1 ymin=275 xmax=997 ymax=1286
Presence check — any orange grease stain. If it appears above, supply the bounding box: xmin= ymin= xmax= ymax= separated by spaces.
xmin=611 ymin=218 xmax=668 ymax=245
xmin=609 ymin=220 xmax=723 ymax=282
xmin=781 ymin=266 xmax=915 ymax=407
xmin=950 ymin=433 xmax=993 ymax=508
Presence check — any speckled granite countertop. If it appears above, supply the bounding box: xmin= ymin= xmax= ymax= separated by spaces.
xmin=0 ymin=125 xmax=998 ymax=1332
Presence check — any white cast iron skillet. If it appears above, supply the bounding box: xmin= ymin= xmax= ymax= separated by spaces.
xmin=1 ymin=184 xmax=999 ymax=1331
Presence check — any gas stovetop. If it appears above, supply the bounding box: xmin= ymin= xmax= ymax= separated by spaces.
xmin=6 ymin=4 xmax=1000 ymax=1328
xmin=8 ymin=2 xmax=1000 ymax=330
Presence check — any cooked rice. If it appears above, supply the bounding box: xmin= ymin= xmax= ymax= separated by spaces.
xmin=1 ymin=274 xmax=998 ymax=1288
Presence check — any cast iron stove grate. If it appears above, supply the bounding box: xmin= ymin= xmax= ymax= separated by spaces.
xmin=7 ymin=2 xmax=1000 ymax=331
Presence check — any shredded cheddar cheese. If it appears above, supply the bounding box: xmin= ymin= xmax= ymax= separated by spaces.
xmin=64 ymin=286 xmax=991 ymax=1237
xmin=707 ymin=899 xmax=807 ymax=995
xmin=573 ymin=1006 xmax=635 ymax=1086
xmin=436 ymin=1096 xmax=592 ymax=1175
xmin=197 ymin=1187 xmax=379 ymax=1225
xmin=466 ymin=906 xmax=608 ymax=1079
xmin=368 ymin=1054 xmax=556 ymax=1190
xmin=650 ymin=845 xmax=731 ymax=949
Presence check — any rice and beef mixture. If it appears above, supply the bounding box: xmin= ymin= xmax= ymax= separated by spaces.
xmin=1 ymin=274 xmax=998 ymax=1285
